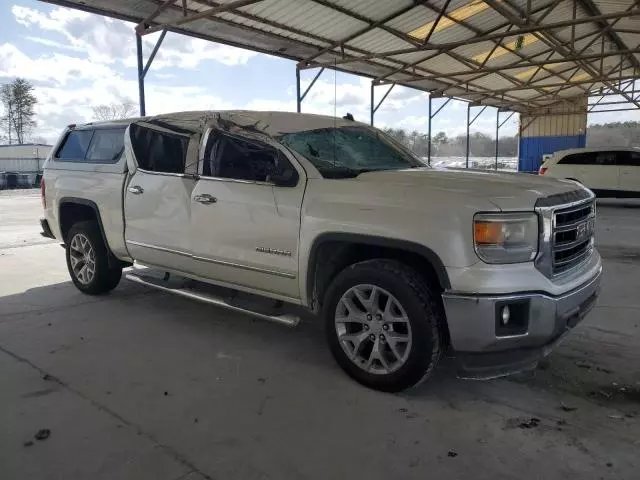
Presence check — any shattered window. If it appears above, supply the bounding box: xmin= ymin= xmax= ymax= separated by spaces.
xmin=278 ymin=126 xmax=424 ymax=178
xmin=130 ymin=124 xmax=188 ymax=174
xmin=204 ymin=134 xmax=278 ymax=182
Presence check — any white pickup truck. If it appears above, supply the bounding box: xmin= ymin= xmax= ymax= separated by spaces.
xmin=41 ymin=111 xmax=602 ymax=391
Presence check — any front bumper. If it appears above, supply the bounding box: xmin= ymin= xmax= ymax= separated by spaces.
xmin=442 ymin=266 xmax=602 ymax=379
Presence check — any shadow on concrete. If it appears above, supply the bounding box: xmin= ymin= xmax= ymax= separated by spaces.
xmin=2 ymin=276 xmax=640 ymax=480
xmin=1 ymin=276 xmax=637 ymax=410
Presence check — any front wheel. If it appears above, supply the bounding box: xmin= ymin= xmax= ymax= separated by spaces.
xmin=323 ymin=259 xmax=442 ymax=392
xmin=65 ymin=221 xmax=122 ymax=295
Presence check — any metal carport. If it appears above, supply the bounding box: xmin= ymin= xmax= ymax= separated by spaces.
xmin=39 ymin=0 xmax=640 ymax=170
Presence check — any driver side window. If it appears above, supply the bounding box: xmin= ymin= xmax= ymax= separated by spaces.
xmin=204 ymin=132 xmax=298 ymax=186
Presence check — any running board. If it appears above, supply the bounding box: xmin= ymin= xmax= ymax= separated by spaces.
xmin=125 ymin=270 xmax=300 ymax=327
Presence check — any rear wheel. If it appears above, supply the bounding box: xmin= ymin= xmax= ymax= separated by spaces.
xmin=323 ymin=259 xmax=442 ymax=392
xmin=65 ymin=221 xmax=122 ymax=295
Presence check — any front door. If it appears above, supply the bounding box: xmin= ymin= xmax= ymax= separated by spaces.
xmin=189 ymin=130 xmax=305 ymax=301
xmin=124 ymin=122 xmax=200 ymax=272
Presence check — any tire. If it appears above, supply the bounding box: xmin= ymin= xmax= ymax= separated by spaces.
xmin=323 ymin=259 xmax=442 ymax=392
xmin=65 ymin=221 xmax=122 ymax=295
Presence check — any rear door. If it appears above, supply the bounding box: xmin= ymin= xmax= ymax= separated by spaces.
xmin=618 ymin=150 xmax=640 ymax=195
xmin=188 ymin=129 xmax=305 ymax=301
xmin=556 ymin=151 xmax=618 ymax=191
xmin=583 ymin=151 xmax=619 ymax=191
xmin=124 ymin=122 xmax=200 ymax=272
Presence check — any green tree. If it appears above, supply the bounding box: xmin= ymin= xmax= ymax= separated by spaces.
xmin=1 ymin=78 xmax=38 ymax=144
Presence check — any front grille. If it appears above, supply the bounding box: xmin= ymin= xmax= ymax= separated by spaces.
xmin=551 ymin=201 xmax=595 ymax=275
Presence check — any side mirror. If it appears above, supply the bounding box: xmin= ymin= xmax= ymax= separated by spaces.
xmin=269 ymin=152 xmax=299 ymax=187
xmin=270 ymin=166 xmax=298 ymax=187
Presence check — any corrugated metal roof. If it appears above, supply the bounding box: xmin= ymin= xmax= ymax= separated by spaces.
xmin=38 ymin=0 xmax=640 ymax=113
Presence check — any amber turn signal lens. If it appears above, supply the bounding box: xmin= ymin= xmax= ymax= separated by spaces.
xmin=474 ymin=221 xmax=504 ymax=245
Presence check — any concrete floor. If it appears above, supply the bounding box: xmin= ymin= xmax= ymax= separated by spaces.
xmin=1 ymin=189 xmax=639 ymax=480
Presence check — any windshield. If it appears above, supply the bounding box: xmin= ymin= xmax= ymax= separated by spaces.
xmin=277 ymin=126 xmax=426 ymax=178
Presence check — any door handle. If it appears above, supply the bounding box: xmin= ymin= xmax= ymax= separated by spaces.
xmin=194 ymin=194 xmax=217 ymax=205
xmin=128 ymin=185 xmax=144 ymax=195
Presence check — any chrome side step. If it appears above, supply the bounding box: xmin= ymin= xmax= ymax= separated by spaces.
xmin=125 ymin=270 xmax=300 ymax=327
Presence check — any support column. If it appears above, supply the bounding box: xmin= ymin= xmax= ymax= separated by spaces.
xmin=518 ymin=96 xmax=587 ymax=172
xmin=135 ymin=29 xmax=167 ymax=117
xmin=296 ymin=68 xmax=301 ymax=113
xmin=495 ymin=109 xmax=500 ymax=171
xmin=136 ymin=34 xmax=145 ymax=116
xmin=466 ymin=105 xmax=487 ymax=169
xmin=466 ymin=103 xmax=471 ymax=168
xmin=370 ymin=82 xmax=395 ymax=126
xmin=296 ymin=67 xmax=325 ymax=114
xmin=427 ymin=95 xmax=432 ymax=165
xmin=370 ymin=83 xmax=375 ymax=125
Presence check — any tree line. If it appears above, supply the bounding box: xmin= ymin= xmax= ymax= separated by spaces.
xmin=382 ymin=128 xmax=519 ymax=157
xmin=383 ymin=121 xmax=640 ymax=158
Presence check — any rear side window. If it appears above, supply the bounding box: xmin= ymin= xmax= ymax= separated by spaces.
xmin=55 ymin=128 xmax=126 ymax=163
xmin=616 ymin=151 xmax=640 ymax=166
xmin=595 ymin=152 xmax=617 ymax=165
xmin=558 ymin=152 xmax=617 ymax=166
xmin=86 ymin=128 xmax=126 ymax=163
xmin=129 ymin=124 xmax=188 ymax=174
xmin=56 ymin=130 xmax=94 ymax=161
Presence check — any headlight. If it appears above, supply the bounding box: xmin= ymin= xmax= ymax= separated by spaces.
xmin=474 ymin=213 xmax=538 ymax=264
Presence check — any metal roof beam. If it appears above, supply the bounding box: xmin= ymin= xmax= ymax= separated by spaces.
xmin=135 ymin=0 xmax=173 ymax=34
xmin=391 ymin=0 xmax=567 ymax=99
xmin=526 ymin=53 xmax=637 ymax=102
xmin=533 ymin=1 xmax=640 ymax=104
xmin=423 ymin=0 xmax=452 ymax=45
xmin=485 ymin=0 xmax=589 ymax=94
xmin=377 ymin=50 xmax=640 ymax=84
xmin=145 ymin=0 xmax=464 ymax=97
xmin=466 ymin=74 xmax=639 ymax=94
xmin=373 ymin=0 xmax=560 ymax=88
xmin=452 ymin=11 xmax=626 ymax=91
xmin=307 ymin=0 xmax=422 ymax=50
xmin=427 ymin=0 xmax=565 ymax=90
xmin=300 ymin=2 xmax=423 ymax=66
xmin=576 ymin=0 xmax=640 ymax=71
xmin=487 ymin=0 xmax=639 ymax=107
xmin=139 ymin=0 xmax=264 ymax=35
xmin=308 ymin=9 xmax=640 ymax=68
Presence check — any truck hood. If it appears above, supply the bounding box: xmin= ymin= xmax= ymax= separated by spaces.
xmin=355 ymin=167 xmax=581 ymax=210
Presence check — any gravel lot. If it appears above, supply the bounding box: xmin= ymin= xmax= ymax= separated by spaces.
xmin=1 ymin=189 xmax=639 ymax=480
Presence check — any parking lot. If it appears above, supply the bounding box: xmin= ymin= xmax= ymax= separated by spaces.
xmin=1 ymin=189 xmax=639 ymax=480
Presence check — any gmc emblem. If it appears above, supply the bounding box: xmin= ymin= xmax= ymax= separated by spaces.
xmin=577 ymin=219 xmax=594 ymax=239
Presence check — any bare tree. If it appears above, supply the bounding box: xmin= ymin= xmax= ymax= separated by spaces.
xmin=1 ymin=79 xmax=37 ymax=144
xmin=92 ymin=101 xmax=136 ymax=121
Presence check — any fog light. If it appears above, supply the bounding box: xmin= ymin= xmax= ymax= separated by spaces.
xmin=501 ymin=305 xmax=511 ymax=325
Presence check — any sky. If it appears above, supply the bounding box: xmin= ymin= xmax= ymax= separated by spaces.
xmin=0 ymin=1 xmax=637 ymax=145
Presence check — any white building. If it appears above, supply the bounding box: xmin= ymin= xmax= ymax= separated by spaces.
xmin=0 ymin=143 xmax=52 ymax=189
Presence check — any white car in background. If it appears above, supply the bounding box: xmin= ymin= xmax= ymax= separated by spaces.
xmin=539 ymin=147 xmax=640 ymax=198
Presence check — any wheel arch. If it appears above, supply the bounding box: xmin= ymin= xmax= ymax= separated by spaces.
xmin=59 ymin=197 xmax=127 ymax=268
xmin=59 ymin=197 xmax=107 ymax=243
xmin=306 ymin=233 xmax=451 ymax=312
